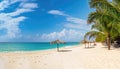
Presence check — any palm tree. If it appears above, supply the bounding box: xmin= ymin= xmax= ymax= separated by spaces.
xmin=86 ymin=0 xmax=120 ymax=50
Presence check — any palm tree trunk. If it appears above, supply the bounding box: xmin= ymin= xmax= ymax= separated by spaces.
xmin=107 ymin=34 xmax=111 ymax=50
xmin=90 ymin=42 xmax=91 ymax=46
xmin=85 ymin=42 xmax=86 ymax=48
xmin=88 ymin=42 xmax=89 ymax=48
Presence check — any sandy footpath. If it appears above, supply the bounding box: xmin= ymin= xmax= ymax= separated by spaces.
xmin=0 ymin=43 xmax=120 ymax=69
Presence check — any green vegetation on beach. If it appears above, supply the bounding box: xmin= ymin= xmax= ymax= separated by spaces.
xmin=84 ymin=0 xmax=120 ymax=50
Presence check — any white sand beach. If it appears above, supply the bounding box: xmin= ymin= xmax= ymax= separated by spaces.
xmin=0 ymin=43 xmax=120 ymax=69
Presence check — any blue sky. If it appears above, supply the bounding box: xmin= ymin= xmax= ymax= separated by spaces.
xmin=0 ymin=0 xmax=92 ymax=42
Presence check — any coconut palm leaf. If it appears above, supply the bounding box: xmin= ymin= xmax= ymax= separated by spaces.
xmin=84 ymin=31 xmax=104 ymax=40
xmin=89 ymin=0 xmax=120 ymax=20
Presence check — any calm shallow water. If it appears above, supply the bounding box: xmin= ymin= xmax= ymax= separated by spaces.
xmin=0 ymin=42 xmax=79 ymax=52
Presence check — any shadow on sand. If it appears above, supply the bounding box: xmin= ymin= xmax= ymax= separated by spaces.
xmin=59 ymin=50 xmax=72 ymax=52
xmin=101 ymin=46 xmax=113 ymax=50
xmin=84 ymin=46 xmax=95 ymax=49
xmin=102 ymin=46 xmax=108 ymax=48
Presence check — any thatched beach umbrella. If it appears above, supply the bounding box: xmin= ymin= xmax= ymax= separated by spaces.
xmin=51 ymin=39 xmax=65 ymax=52
xmin=81 ymin=40 xmax=87 ymax=48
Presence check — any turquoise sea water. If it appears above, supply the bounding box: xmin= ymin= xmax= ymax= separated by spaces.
xmin=0 ymin=42 xmax=79 ymax=52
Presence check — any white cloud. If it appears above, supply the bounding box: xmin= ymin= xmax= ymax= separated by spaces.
xmin=64 ymin=23 xmax=81 ymax=29
xmin=7 ymin=3 xmax=38 ymax=16
xmin=64 ymin=23 xmax=91 ymax=31
xmin=0 ymin=13 xmax=26 ymax=39
xmin=0 ymin=0 xmax=9 ymax=11
xmin=64 ymin=17 xmax=91 ymax=31
xmin=48 ymin=10 xmax=91 ymax=30
xmin=65 ymin=16 xmax=91 ymax=31
xmin=41 ymin=29 xmax=84 ymax=42
xmin=0 ymin=0 xmax=37 ymax=40
xmin=7 ymin=8 xmax=34 ymax=16
xmin=20 ymin=3 xmax=38 ymax=9
xmin=44 ymin=10 xmax=91 ymax=41
xmin=48 ymin=10 xmax=68 ymax=16
xmin=66 ymin=17 xmax=86 ymax=24
xmin=0 ymin=0 xmax=25 ymax=11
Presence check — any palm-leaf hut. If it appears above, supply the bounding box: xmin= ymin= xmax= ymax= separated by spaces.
xmin=51 ymin=39 xmax=65 ymax=52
